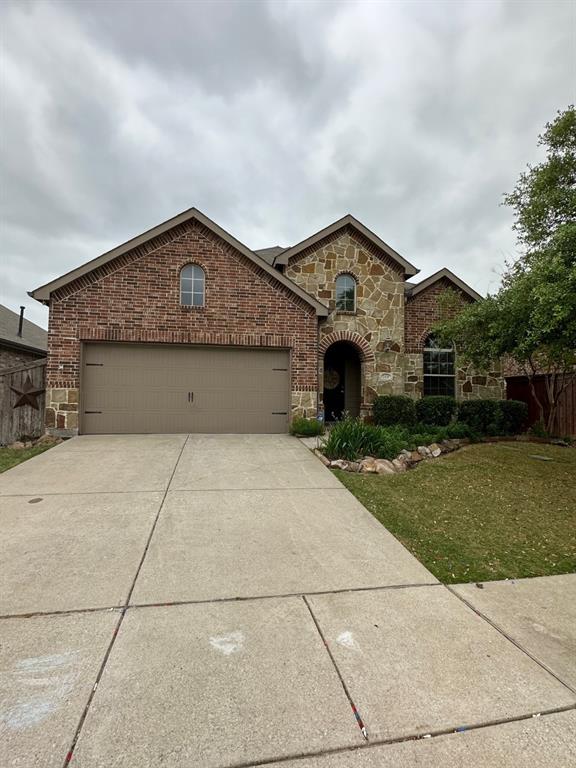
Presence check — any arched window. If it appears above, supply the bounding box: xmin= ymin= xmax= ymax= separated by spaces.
xmin=180 ymin=264 xmax=205 ymax=306
xmin=423 ymin=334 xmax=455 ymax=396
xmin=335 ymin=274 xmax=356 ymax=312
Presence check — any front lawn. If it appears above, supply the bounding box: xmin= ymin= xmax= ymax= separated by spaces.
xmin=335 ymin=441 xmax=576 ymax=584
xmin=0 ymin=443 xmax=56 ymax=473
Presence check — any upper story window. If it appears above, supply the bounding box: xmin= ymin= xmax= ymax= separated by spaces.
xmin=423 ymin=334 xmax=455 ymax=396
xmin=335 ymin=273 xmax=356 ymax=312
xmin=180 ymin=264 xmax=205 ymax=307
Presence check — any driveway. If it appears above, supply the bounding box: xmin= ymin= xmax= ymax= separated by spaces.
xmin=0 ymin=434 xmax=574 ymax=767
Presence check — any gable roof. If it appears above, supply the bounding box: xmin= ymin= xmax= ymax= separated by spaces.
xmin=0 ymin=304 xmax=47 ymax=354
xmin=29 ymin=208 xmax=328 ymax=316
xmin=273 ymin=214 xmax=419 ymax=277
xmin=254 ymin=246 xmax=286 ymax=265
xmin=405 ymin=268 xmax=482 ymax=302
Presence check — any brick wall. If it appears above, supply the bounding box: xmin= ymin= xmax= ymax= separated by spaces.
xmin=404 ymin=278 xmax=504 ymax=400
xmin=405 ymin=278 xmax=472 ymax=353
xmin=46 ymin=219 xmax=318 ymax=434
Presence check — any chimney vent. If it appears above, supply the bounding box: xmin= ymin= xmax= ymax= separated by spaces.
xmin=17 ymin=306 xmax=25 ymax=337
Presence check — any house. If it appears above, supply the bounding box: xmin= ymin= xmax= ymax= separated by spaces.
xmin=0 ymin=304 xmax=47 ymax=370
xmin=30 ymin=208 xmax=504 ymax=436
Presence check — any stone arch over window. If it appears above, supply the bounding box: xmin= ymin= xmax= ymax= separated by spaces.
xmin=319 ymin=331 xmax=374 ymax=362
xmin=423 ymin=333 xmax=455 ymax=397
xmin=180 ymin=263 xmax=205 ymax=307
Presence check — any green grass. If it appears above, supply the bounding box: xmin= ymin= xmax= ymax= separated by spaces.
xmin=335 ymin=441 xmax=576 ymax=584
xmin=0 ymin=443 xmax=56 ymax=473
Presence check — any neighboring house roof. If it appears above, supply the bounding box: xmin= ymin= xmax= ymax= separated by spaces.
xmin=405 ymin=268 xmax=482 ymax=302
xmin=29 ymin=208 xmax=328 ymax=317
xmin=0 ymin=304 xmax=47 ymax=355
xmin=254 ymin=246 xmax=287 ymax=265
xmin=273 ymin=214 xmax=419 ymax=277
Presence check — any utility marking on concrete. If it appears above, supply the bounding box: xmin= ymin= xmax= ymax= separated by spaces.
xmin=1 ymin=651 xmax=79 ymax=730
xmin=209 ymin=630 xmax=245 ymax=656
xmin=303 ymin=596 xmax=369 ymax=741
xmin=336 ymin=631 xmax=360 ymax=652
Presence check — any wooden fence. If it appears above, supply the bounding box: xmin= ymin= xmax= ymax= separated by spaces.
xmin=0 ymin=359 xmax=46 ymax=445
xmin=506 ymin=374 xmax=576 ymax=437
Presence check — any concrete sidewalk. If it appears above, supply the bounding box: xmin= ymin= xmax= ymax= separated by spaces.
xmin=0 ymin=434 xmax=574 ymax=767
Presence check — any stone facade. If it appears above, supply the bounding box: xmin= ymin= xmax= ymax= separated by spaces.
xmin=45 ymin=386 xmax=79 ymax=435
xmin=285 ymin=226 xmax=406 ymax=416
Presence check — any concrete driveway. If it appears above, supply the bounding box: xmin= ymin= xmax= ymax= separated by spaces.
xmin=0 ymin=434 xmax=574 ymax=767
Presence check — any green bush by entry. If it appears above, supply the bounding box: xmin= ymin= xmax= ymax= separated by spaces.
xmin=289 ymin=416 xmax=324 ymax=437
xmin=416 ymin=396 xmax=457 ymax=426
xmin=322 ymin=418 xmax=410 ymax=461
xmin=372 ymin=395 xmax=416 ymax=426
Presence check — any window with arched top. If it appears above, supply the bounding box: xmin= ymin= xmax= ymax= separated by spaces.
xmin=180 ymin=264 xmax=205 ymax=307
xmin=423 ymin=334 xmax=455 ymax=396
xmin=335 ymin=274 xmax=356 ymax=312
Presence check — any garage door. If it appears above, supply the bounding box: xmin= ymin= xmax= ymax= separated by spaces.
xmin=82 ymin=343 xmax=290 ymax=434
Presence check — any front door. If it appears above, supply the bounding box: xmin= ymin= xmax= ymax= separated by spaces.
xmin=323 ymin=351 xmax=345 ymax=421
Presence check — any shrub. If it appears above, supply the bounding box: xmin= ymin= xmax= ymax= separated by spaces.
xmin=446 ymin=422 xmax=478 ymax=440
xmin=457 ymin=399 xmax=502 ymax=434
xmin=373 ymin=395 xmax=416 ymax=426
xmin=322 ymin=417 xmax=409 ymax=461
xmin=499 ymin=400 xmax=529 ymax=435
xmin=416 ymin=396 xmax=457 ymax=426
xmin=290 ymin=416 xmax=324 ymax=437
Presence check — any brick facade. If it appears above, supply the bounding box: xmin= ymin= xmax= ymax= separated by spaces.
xmin=45 ymin=219 xmax=319 ymax=434
xmin=404 ymin=278 xmax=504 ymax=400
xmin=41 ymin=213 xmax=505 ymax=436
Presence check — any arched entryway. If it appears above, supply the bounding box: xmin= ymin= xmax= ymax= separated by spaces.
xmin=323 ymin=341 xmax=361 ymax=421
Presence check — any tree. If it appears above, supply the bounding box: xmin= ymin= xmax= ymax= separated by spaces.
xmin=435 ymin=107 xmax=576 ymax=434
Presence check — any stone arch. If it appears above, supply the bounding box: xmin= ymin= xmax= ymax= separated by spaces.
xmin=319 ymin=330 xmax=375 ymax=362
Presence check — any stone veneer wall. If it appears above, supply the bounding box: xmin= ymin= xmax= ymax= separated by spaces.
xmin=45 ymin=219 xmax=319 ymax=436
xmin=285 ymin=225 xmax=406 ymax=416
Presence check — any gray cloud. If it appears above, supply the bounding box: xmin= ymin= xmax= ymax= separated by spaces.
xmin=1 ymin=0 xmax=574 ymax=328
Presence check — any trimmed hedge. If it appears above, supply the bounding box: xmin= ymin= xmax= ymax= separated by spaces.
xmin=289 ymin=416 xmax=324 ymax=437
xmin=499 ymin=400 xmax=529 ymax=435
xmin=373 ymin=395 xmax=416 ymax=426
xmin=457 ymin=400 xmax=501 ymax=434
xmin=416 ymin=396 xmax=457 ymax=426
xmin=457 ymin=399 xmax=529 ymax=436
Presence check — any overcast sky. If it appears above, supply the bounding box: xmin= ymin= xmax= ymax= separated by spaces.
xmin=1 ymin=0 xmax=574 ymax=329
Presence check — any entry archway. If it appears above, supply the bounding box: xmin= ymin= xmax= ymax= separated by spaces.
xmin=323 ymin=341 xmax=361 ymax=421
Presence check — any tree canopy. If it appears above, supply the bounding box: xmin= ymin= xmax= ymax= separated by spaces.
xmin=435 ymin=106 xmax=576 ymax=432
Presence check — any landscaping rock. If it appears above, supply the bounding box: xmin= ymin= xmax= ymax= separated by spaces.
xmin=429 ymin=443 xmax=442 ymax=458
xmin=374 ymin=459 xmax=395 ymax=474
xmin=400 ymin=449 xmax=412 ymax=459
xmin=330 ymin=459 xmax=350 ymax=471
xmin=417 ymin=446 xmax=431 ymax=457
xmin=8 ymin=441 xmax=25 ymax=450
xmin=392 ymin=458 xmax=407 ymax=472
xmin=360 ymin=457 xmax=378 ymax=474
xmin=314 ymin=450 xmax=331 ymax=467
xmin=346 ymin=461 xmax=362 ymax=473
xmin=410 ymin=451 xmax=424 ymax=463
